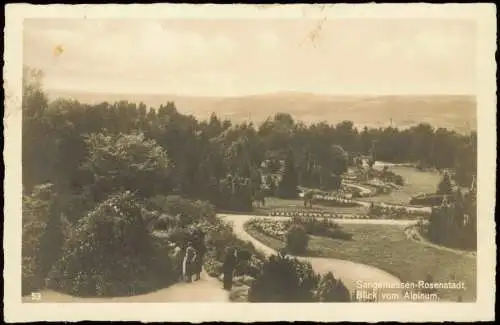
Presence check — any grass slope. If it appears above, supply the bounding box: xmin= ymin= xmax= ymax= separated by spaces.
xmin=245 ymin=222 xmax=476 ymax=302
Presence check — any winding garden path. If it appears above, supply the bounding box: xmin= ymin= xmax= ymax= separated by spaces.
xmin=220 ymin=214 xmax=420 ymax=302
xmin=23 ymin=270 xmax=228 ymax=303
xmin=405 ymin=226 xmax=476 ymax=259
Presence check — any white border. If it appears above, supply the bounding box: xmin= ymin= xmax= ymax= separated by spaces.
xmin=4 ymin=3 xmax=497 ymax=322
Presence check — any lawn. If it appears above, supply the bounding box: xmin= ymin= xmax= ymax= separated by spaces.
xmin=361 ymin=166 xmax=443 ymax=205
xmin=245 ymin=222 xmax=476 ymax=302
xmin=255 ymin=197 xmax=368 ymax=215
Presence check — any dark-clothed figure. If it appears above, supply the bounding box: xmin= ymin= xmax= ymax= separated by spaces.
xmin=192 ymin=230 xmax=206 ymax=281
xmin=222 ymin=247 xmax=238 ymax=290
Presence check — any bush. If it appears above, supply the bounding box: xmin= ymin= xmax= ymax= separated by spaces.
xmin=46 ymin=191 xmax=175 ymax=297
xmin=248 ymin=254 xmax=318 ymax=302
xmin=200 ymin=219 xmax=266 ymax=278
xmin=285 ymin=225 xmax=309 ymax=254
xmin=163 ymin=226 xmax=191 ymax=246
xmin=315 ymin=272 xmax=351 ymax=302
xmin=148 ymin=195 xmax=216 ymax=226
xmin=380 ymin=169 xmax=405 ymax=186
xmin=288 ymin=216 xmax=352 ymax=240
xmin=154 ymin=214 xmax=181 ymax=231
xmin=393 ymin=175 xmax=405 ymax=186
xmin=437 ymin=172 xmax=454 ymax=195
xmin=81 ymin=131 xmax=172 ymax=201
xmin=22 ymin=255 xmax=43 ymax=296
xmin=235 ymin=255 xmax=264 ymax=279
xmin=233 ymin=275 xmax=256 ymax=287
xmin=22 ymin=183 xmax=65 ymax=295
xmin=229 ymin=285 xmax=251 ymax=302
xmin=426 ymin=190 xmax=477 ymax=250
xmin=204 ymin=257 xmax=223 ymax=278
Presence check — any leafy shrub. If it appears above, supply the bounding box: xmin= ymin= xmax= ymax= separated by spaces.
xmin=235 ymin=255 xmax=263 ymax=279
xmin=248 ymin=254 xmax=319 ymax=302
xmin=163 ymin=226 xmax=191 ymax=246
xmin=22 ymin=255 xmax=42 ymax=296
xmin=380 ymin=169 xmax=405 ymax=186
xmin=285 ymin=225 xmax=309 ymax=254
xmin=46 ymin=191 xmax=175 ymax=297
xmin=437 ymin=172 xmax=454 ymax=195
xmin=199 ymin=219 xmax=265 ymax=278
xmin=229 ymin=285 xmax=251 ymax=302
xmin=393 ymin=175 xmax=405 ymax=186
xmin=233 ymin=275 xmax=256 ymax=287
xmin=426 ymin=190 xmax=477 ymax=250
xmin=22 ymin=183 xmax=65 ymax=295
xmin=81 ymin=132 xmax=172 ymax=200
xmin=288 ymin=216 xmax=352 ymax=240
xmin=315 ymin=272 xmax=351 ymax=302
xmin=236 ymin=248 xmax=252 ymax=261
xmin=234 ymin=251 xmax=258 ymax=278
xmin=204 ymin=257 xmax=223 ymax=277
xmin=148 ymin=195 xmax=216 ymax=226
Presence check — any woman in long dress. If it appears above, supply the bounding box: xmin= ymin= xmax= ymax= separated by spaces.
xmin=182 ymin=241 xmax=198 ymax=283
xmin=171 ymin=245 xmax=183 ymax=281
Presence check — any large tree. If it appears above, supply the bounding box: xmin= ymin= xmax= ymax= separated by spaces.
xmin=454 ymin=132 xmax=477 ymax=187
xmin=276 ymin=149 xmax=299 ymax=198
xmin=81 ymin=132 xmax=172 ymax=200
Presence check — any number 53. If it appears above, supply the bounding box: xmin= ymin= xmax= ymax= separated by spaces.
xmin=31 ymin=292 xmax=41 ymax=301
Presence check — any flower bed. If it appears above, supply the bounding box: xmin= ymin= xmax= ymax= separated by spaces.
xmin=341 ymin=183 xmax=372 ymax=198
xmin=313 ymin=194 xmax=361 ymax=207
xmin=248 ymin=217 xmax=352 ymax=240
xmin=368 ymin=203 xmax=431 ymax=219
xmin=270 ymin=209 xmax=370 ymax=219
xmin=409 ymin=193 xmax=452 ymax=206
xmin=287 ymin=216 xmax=353 ymax=240
xmin=249 ymin=218 xmax=289 ymax=239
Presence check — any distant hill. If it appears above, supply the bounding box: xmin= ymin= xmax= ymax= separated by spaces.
xmin=46 ymin=90 xmax=477 ymax=134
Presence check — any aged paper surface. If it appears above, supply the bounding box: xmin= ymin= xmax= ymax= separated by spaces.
xmin=3 ymin=3 xmax=496 ymax=322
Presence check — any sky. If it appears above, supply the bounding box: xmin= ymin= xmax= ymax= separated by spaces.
xmin=23 ymin=18 xmax=476 ymax=96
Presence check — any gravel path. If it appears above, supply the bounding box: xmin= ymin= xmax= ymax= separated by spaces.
xmin=23 ymin=270 xmax=228 ymax=303
xmin=220 ymin=214 xmax=418 ymax=302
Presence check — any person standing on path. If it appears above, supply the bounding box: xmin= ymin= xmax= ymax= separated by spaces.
xmin=193 ymin=229 xmax=206 ymax=281
xmin=222 ymin=247 xmax=238 ymax=290
xmin=171 ymin=244 xmax=183 ymax=282
xmin=183 ymin=241 xmax=198 ymax=283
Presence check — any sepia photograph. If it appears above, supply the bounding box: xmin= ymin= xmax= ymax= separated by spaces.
xmin=4 ymin=3 xmax=496 ymax=323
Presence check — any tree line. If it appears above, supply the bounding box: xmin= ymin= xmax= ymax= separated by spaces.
xmin=23 ymin=66 xmax=477 ymax=215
